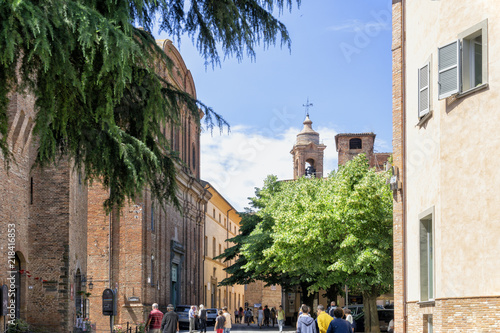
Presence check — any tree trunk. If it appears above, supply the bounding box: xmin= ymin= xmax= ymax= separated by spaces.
xmin=362 ymin=291 xmax=380 ymax=333
xmin=300 ymin=282 xmax=316 ymax=309
xmin=323 ymin=284 xmax=341 ymax=305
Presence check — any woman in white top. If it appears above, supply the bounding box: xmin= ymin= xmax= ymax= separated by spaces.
xmin=344 ymin=309 xmax=354 ymax=333
xmin=258 ymin=306 xmax=264 ymax=328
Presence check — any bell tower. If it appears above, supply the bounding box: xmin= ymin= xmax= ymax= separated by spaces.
xmin=291 ymin=114 xmax=326 ymax=179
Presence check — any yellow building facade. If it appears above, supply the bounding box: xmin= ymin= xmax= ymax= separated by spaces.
xmin=202 ymin=182 xmax=245 ymax=311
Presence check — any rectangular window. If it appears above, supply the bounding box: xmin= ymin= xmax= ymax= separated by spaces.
xmin=212 ymin=237 xmax=216 ymax=258
xmin=205 ymin=236 xmax=208 ymax=256
xmin=213 ymin=208 xmax=215 ymax=218
xmin=438 ymin=19 xmax=487 ymax=99
xmin=419 ymin=208 xmax=434 ymax=301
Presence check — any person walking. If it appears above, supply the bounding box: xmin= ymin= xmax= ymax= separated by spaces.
xmin=325 ymin=308 xmax=352 ymax=333
xmin=327 ymin=302 xmax=337 ymax=318
xmin=343 ymin=309 xmax=353 ymax=333
xmin=199 ymin=305 xmax=207 ymax=333
xmin=257 ymin=306 xmax=264 ymax=329
xmin=270 ymin=307 xmax=276 ymax=327
xmin=245 ymin=308 xmax=251 ymax=325
xmin=264 ymin=305 xmax=270 ymax=327
xmin=316 ymin=305 xmax=333 ymax=333
xmin=146 ymin=303 xmax=164 ymax=333
xmin=296 ymin=305 xmax=317 ymax=333
xmin=161 ymin=304 xmax=179 ymax=333
xmin=234 ymin=309 xmax=239 ymax=324
xmin=297 ymin=304 xmax=309 ymax=328
xmin=239 ymin=307 xmax=244 ymax=324
xmin=222 ymin=307 xmax=232 ymax=333
xmin=215 ymin=310 xmax=226 ymax=333
xmin=277 ymin=305 xmax=285 ymax=333
xmin=189 ymin=305 xmax=197 ymax=333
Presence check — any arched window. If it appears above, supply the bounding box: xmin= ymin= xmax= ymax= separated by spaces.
xmin=349 ymin=138 xmax=362 ymax=149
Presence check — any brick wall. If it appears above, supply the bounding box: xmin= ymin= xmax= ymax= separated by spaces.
xmin=245 ymin=281 xmax=282 ymax=309
xmin=391 ymin=0 xmax=405 ymax=332
xmin=87 ymin=179 xmax=208 ymax=332
xmin=1 ymin=92 xmax=88 ymax=332
xmin=407 ymin=297 xmax=500 ymax=332
xmin=0 ymin=92 xmax=36 ymax=320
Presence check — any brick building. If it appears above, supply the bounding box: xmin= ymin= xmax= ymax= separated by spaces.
xmin=392 ymin=1 xmax=500 ymax=331
xmin=86 ymin=39 xmax=210 ymax=332
xmin=335 ymin=133 xmax=391 ymax=171
xmin=0 ymin=93 xmax=89 ymax=331
xmin=201 ymin=182 xmax=244 ymax=311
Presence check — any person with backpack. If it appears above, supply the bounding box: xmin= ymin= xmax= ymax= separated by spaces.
xmin=198 ymin=305 xmax=207 ymax=333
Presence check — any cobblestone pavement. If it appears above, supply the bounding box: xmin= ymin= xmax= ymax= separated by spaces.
xmin=180 ymin=323 xmax=296 ymax=333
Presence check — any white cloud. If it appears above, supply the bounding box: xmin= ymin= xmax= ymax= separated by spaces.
xmin=200 ymin=125 xmax=339 ymax=211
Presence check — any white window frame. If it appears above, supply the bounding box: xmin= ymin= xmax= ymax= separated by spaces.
xmin=418 ymin=57 xmax=431 ymax=118
xmin=438 ymin=19 xmax=488 ymax=100
xmin=419 ymin=206 xmax=435 ymax=302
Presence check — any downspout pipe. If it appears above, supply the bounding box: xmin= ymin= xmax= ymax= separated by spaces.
xmin=401 ymin=0 xmax=408 ymax=331
xmin=199 ymin=186 xmax=209 ymax=306
xmin=226 ymin=208 xmax=233 ymax=308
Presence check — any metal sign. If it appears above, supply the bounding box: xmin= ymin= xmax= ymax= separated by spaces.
xmin=171 ymin=265 xmax=177 ymax=282
xmin=102 ymin=288 xmax=117 ymax=316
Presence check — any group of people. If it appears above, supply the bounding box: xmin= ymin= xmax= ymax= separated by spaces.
xmin=297 ymin=301 xmax=355 ymax=333
xmin=252 ymin=305 xmax=283 ymax=329
xmin=145 ymin=304 xmax=234 ymax=333
xmin=190 ymin=305 xmax=233 ymax=333
xmin=145 ymin=303 xmax=180 ymax=333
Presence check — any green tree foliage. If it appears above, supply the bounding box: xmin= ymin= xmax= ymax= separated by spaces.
xmin=0 ymin=0 xmax=299 ymax=210
xmin=217 ymin=176 xmax=299 ymax=291
xmin=220 ymin=155 xmax=392 ymax=332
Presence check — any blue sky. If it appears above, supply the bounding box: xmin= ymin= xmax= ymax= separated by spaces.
xmin=154 ymin=0 xmax=393 ymax=210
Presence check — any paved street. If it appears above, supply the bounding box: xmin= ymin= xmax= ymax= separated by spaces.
xmin=180 ymin=323 xmax=296 ymax=333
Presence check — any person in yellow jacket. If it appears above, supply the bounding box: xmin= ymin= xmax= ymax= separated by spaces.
xmin=316 ymin=305 xmax=333 ymax=333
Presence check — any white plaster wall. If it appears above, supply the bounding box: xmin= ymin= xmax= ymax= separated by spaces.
xmin=405 ymin=0 xmax=500 ymax=302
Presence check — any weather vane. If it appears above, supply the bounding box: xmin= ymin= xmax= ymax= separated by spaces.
xmin=303 ymin=98 xmax=313 ymax=117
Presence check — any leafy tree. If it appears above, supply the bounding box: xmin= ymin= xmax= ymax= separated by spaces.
xmin=0 ymin=0 xmax=299 ymax=210
xmin=217 ymin=176 xmax=302 ymax=294
xmin=262 ymin=155 xmax=392 ymax=332
xmin=221 ymin=155 xmax=392 ymax=332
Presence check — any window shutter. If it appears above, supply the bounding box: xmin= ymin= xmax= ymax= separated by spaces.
xmin=418 ymin=63 xmax=430 ymax=117
xmin=438 ymin=40 xmax=460 ymax=99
